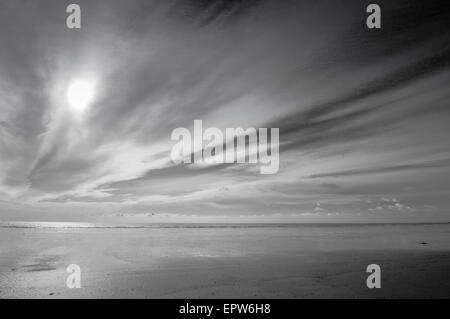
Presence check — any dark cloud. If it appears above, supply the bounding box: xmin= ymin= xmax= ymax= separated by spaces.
xmin=320 ymin=183 xmax=340 ymax=189
xmin=307 ymin=159 xmax=450 ymax=179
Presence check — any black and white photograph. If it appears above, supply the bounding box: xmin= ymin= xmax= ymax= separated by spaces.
xmin=0 ymin=0 xmax=449 ymax=301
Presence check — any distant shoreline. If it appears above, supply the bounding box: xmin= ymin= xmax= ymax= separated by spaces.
xmin=1 ymin=221 xmax=449 ymax=229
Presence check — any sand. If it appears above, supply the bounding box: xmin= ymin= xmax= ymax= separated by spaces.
xmin=0 ymin=223 xmax=449 ymax=298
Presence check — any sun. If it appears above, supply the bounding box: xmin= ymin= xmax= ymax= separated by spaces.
xmin=67 ymin=80 xmax=95 ymax=114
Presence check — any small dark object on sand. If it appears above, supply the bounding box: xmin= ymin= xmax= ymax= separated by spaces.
xmin=419 ymin=242 xmax=428 ymax=245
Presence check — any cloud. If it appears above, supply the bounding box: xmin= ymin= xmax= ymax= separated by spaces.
xmin=320 ymin=183 xmax=340 ymax=189
xmin=0 ymin=0 xmax=449 ymax=222
xmin=307 ymin=159 xmax=450 ymax=179
xmin=313 ymin=202 xmax=324 ymax=212
xmin=369 ymin=197 xmax=412 ymax=212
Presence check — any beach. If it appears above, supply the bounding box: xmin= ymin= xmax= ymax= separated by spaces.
xmin=0 ymin=223 xmax=449 ymax=298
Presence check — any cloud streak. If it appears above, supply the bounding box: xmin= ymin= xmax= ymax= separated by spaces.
xmin=0 ymin=0 xmax=449 ymax=222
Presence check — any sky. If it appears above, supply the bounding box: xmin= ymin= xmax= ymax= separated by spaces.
xmin=0 ymin=0 xmax=449 ymax=223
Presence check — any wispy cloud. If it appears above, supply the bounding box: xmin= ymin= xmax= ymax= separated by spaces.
xmin=0 ymin=0 xmax=449 ymax=222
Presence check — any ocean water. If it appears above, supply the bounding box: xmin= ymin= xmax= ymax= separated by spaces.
xmin=1 ymin=221 xmax=450 ymax=252
xmin=1 ymin=222 xmax=449 ymax=298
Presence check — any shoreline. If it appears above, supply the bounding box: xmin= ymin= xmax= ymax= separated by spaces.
xmin=1 ymin=223 xmax=449 ymax=298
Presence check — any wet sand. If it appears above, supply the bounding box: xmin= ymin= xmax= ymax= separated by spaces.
xmin=0 ymin=223 xmax=449 ymax=298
